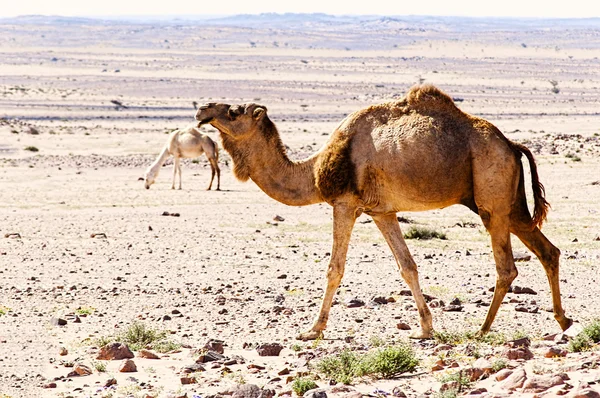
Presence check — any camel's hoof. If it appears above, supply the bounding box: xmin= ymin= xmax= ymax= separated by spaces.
xmin=559 ymin=317 xmax=574 ymax=332
xmin=408 ymin=329 xmax=433 ymax=340
xmin=216 ymin=188 xmax=221 ymax=191
xmin=296 ymin=330 xmax=323 ymax=341
xmin=474 ymin=330 xmax=487 ymax=339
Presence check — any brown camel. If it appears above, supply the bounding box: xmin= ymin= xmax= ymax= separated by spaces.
xmin=195 ymin=84 xmax=572 ymax=341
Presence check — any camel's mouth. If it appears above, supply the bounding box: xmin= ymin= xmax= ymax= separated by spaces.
xmin=196 ymin=117 xmax=214 ymax=125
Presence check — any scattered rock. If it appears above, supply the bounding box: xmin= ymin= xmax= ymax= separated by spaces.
xmin=181 ymin=363 xmax=206 ymax=374
xmin=96 ymin=342 xmax=134 ymax=360
xmin=504 ymin=346 xmax=534 ymax=360
xmin=104 ymin=377 xmax=117 ymax=387
xmin=73 ymin=363 xmax=93 ymax=376
xmin=430 ymin=299 xmax=445 ymax=308
xmin=506 ymin=337 xmax=531 ymax=348
xmin=495 ymin=369 xmax=513 ymax=381
xmin=371 ymin=296 xmax=389 ymax=305
xmin=59 ymin=347 xmax=68 ymax=356
xmin=138 ymin=349 xmax=160 ymax=359
xmin=196 ymin=350 xmax=225 ymax=363
xmin=118 ymin=359 xmax=137 ymax=372
xmin=273 ymin=215 xmax=285 ymax=222
xmin=181 ymin=376 xmax=197 ymax=385
xmin=52 ymin=317 xmax=67 ymax=326
xmin=392 ymin=386 xmax=407 ymax=397
xmin=257 ymin=343 xmax=283 ymax=356
xmin=522 ymin=374 xmax=565 ymax=393
xmin=515 ymin=305 xmax=539 ymax=313
xmin=231 ymin=383 xmax=275 ymax=398
xmin=43 ymin=382 xmax=57 ymax=388
xmin=303 ymin=388 xmax=327 ymax=398
xmin=396 ymin=322 xmax=411 ymax=330
xmin=443 ymin=304 xmax=464 ymax=312
xmin=344 ymin=297 xmax=365 ymax=308
xmin=544 ymin=346 xmax=568 ymax=358
xmin=513 ymin=252 xmax=532 ymax=262
xmin=204 ymin=339 xmax=225 ymax=354
xmin=512 ymin=286 xmax=537 ymax=295
xmin=500 ymin=368 xmax=527 ymax=390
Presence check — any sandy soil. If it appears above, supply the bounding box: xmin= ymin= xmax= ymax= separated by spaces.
xmin=0 ymin=15 xmax=599 ymax=398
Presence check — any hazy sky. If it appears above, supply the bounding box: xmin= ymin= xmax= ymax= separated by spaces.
xmin=1 ymin=0 xmax=599 ymax=18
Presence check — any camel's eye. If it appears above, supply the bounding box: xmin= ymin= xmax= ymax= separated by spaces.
xmin=227 ymin=105 xmax=243 ymax=120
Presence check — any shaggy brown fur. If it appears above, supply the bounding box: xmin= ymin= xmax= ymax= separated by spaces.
xmin=315 ymin=130 xmax=358 ymax=201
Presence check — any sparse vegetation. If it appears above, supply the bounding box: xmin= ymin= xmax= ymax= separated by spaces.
xmin=570 ymin=319 xmax=600 ymax=352
xmin=491 ymin=359 xmax=508 ymax=372
xmin=92 ymin=321 xmax=180 ymax=353
xmin=292 ymin=377 xmax=318 ymax=396
xmin=404 ymin=226 xmax=447 ymax=240
xmin=290 ymin=343 xmax=303 ymax=352
xmin=436 ymin=370 xmax=473 ymax=397
xmin=24 ymin=146 xmax=39 ymax=152
xmin=433 ymin=330 xmax=521 ymax=346
xmin=92 ymin=360 xmax=106 ymax=372
xmin=316 ymin=344 xmax=418 ymax=384
xmin=0 ymin=306 xmax=10 ymax=316
xmin=565 ymin=152 xmax=582 ymax=162
xmin=75 ymin=306 xmax=95 ymax=315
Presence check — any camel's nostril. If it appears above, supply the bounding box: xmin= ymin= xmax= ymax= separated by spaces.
xmin=145 ymin=185 xmax=150 ymax=190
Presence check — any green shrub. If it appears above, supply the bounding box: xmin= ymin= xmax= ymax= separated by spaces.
xmin=92 ymin=321 xmax=179 ymax=352
xmin=404 ymin=226 xmax=447 ymax=240
xmin=491 ymin=359 xmax=508 ymax=372
xmin=569 ymin=319 xmax=600 ymax=352
xmin=24 ymin=146 xmax=39 ymax=152
xmin=361 ymin=345 xmax=419 ymax=379
xmin=316 ymin=349 xmax=361 ymax=385
xmin=317 ymin=345 xmax=418 ymax=384
xmin=292 ymin=378 xmax=318 ymax=396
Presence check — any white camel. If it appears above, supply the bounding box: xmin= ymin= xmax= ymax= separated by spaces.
xmin=144 ymin=125 xmax=221 ymax=190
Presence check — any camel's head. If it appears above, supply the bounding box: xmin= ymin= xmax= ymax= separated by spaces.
xmin=143 ymin=167 xmax=157 ymax=189
xmin=195 ymin=102 xmax=268 ymax=140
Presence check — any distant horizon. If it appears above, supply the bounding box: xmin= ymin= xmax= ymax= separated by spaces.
xmin=1 ymin=0 xmax=599 ymax=19
xmin=3 ymin=12 xmax=600 ymax=21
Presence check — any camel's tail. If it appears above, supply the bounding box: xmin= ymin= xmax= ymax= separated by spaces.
xmin=512 ymin=142 xmax=549 ymax=229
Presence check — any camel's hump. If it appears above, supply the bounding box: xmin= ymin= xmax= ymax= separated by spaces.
xmin=405 ymin=84 xmax=461 ymax=115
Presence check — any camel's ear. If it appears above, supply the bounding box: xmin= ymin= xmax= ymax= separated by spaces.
xmin=253 ymin=107 xmax=266 ymax=120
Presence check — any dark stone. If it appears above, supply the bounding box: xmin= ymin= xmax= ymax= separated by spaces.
xmin=344 ymin=297 xmax=365 ymax=308
xmin=204 ymin=339 xmax=225 ymax=354
xmin=256 ymin=343 xmax=283 ymax=357
xmin=196 ymin=350 xmax=225 ymax=363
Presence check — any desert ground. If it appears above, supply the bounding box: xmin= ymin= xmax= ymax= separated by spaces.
xmin=0 ymin=14 xmax=599 ymax=398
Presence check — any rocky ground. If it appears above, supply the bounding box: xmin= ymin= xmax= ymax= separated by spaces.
xmin=1 ymin=14 xmax=600 ymax=398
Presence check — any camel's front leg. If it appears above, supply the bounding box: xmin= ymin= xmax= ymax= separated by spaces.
xmin=373 ymin=214 xmax=433 ymax=339
xmin=297 ymin=204 xmax=357 ymax=341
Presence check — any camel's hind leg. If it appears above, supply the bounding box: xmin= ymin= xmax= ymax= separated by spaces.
xmin=297 ymin=204 xmax=357 ymax=341
xmin=207 ymin=159 xmax=220 ymax=191
xmin=172 ymin=157 xmax=180 ymax=190
xmin=478 ymin=210 xmax=517 ymax=335
xmin=511 ymin=224 xmax=573 ymax=331
xmin=373 ymin=214 xmax=433 ymax=339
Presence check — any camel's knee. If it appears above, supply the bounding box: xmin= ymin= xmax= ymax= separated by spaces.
xmin=497 ymin=267 xmax=518 ymax=288
xmin=541 ymin=246 xmax=560 ymax=270
xmin=326 ymin=265 xmax=344 ymax=284
xmin=399 ymin=262 xmax=419 ymax=282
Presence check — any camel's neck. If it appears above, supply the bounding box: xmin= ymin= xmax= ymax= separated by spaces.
xmin=222 ymin=124 xmax=323 ymax=207
xmin=149 ymin=146 xmax=171 ymax=175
